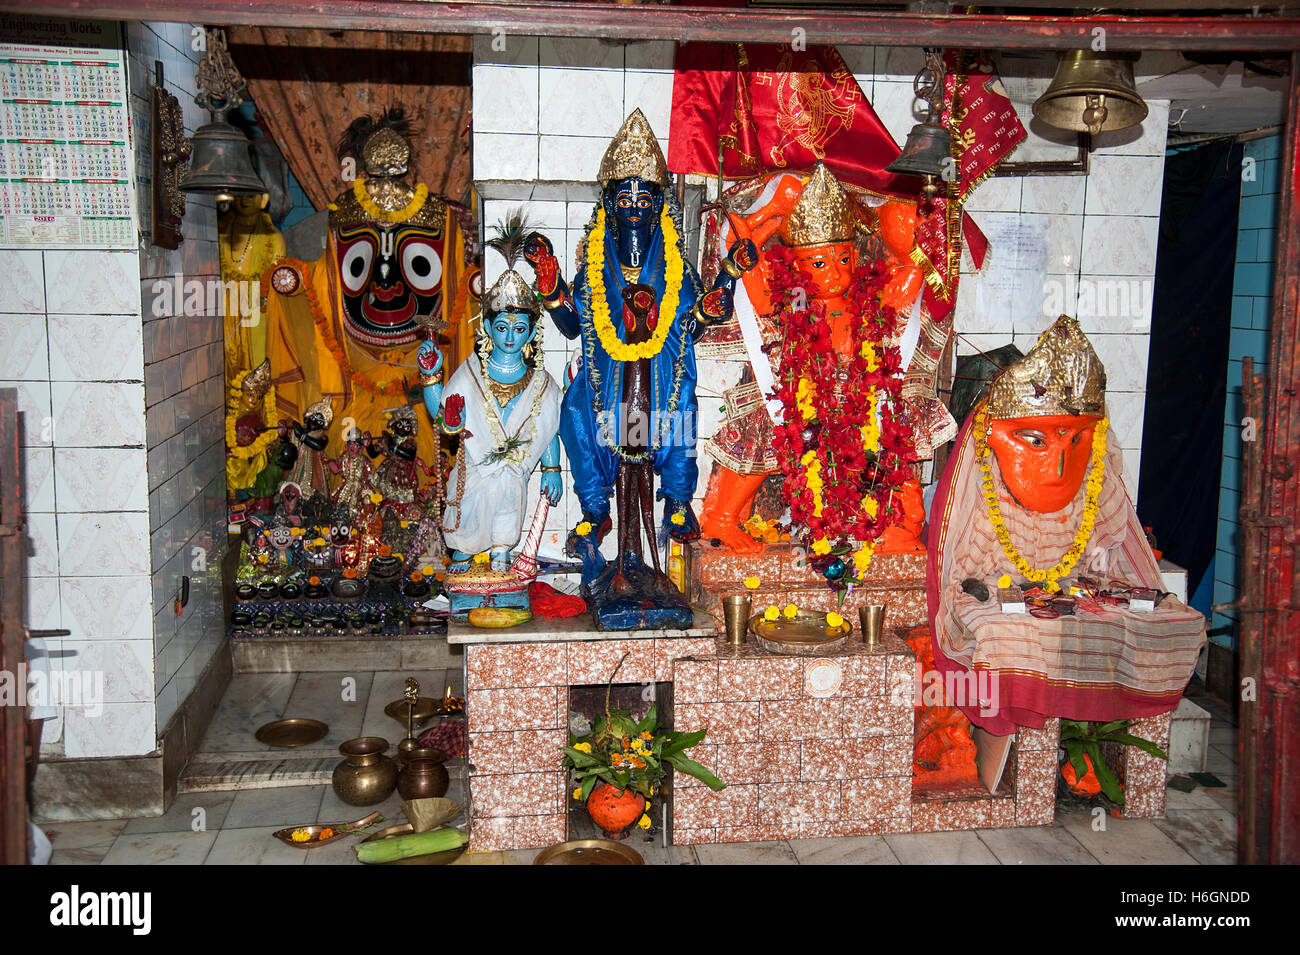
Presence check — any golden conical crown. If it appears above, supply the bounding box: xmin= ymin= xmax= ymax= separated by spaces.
xmin=484 ymin=268 xmax=540 ymax=317
xmin=986 ymin=315 xmax=1107 ymax=419
xmin=240 ymin=359 xmax=272 ymax=401
xmin=598 ymin=108 xmax=668 ymax=188
xmin=780 ymin=163 xmax=856 ymax=247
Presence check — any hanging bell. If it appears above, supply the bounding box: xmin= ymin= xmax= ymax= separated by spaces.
xmin=180 ymin=120 xmax=266 ymax=199
xmin=886 ymin=119 xmax=953 ymax=201
xmin=1033 ymin=51 xmax=1148 ymax=136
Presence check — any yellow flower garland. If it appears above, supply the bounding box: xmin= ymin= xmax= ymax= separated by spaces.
xmin=586 ymin=206 xmax=682 ymax=361
xmin=350 ymin=178 xmax=430 ymax=225
xmin=225 ymin=372 xmax=278 ymax=460
xmin=974 ymin=406 xmax=1108 ymax=593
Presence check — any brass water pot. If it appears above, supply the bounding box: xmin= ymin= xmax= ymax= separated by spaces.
xmin=333 ymin=737 xmax=398 ymax=806
xmin=397 ymin=747 xmax=450 ymax=800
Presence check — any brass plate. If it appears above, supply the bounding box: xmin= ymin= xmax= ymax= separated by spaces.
xmin=384 ymin=697 xmax=440 ymax=727
xmin=255 ymin=718 xmax=328 ymax=747
xmin=533 ymin=839 xmax=645 ymax=865
xmin=359 ymin=823 xmax=467 ymax=865
xmin=749 ymin=611 xmax=851 ymax=646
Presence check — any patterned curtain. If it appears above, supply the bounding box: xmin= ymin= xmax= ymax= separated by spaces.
xmin=227 ymin=28 xmax=472 ymax=210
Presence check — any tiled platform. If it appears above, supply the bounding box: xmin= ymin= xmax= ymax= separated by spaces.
xmin=40 ymin=669 xmax=1237 ymax=865
xmin=457 ymin=623 xmax=1171 ymax=851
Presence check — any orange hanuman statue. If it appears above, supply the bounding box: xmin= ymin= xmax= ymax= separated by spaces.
xmin=699 ymin=168 xmax=926 ymax=554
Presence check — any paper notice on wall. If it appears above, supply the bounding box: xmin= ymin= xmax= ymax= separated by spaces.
xmin=973 ymin=213 xmax=1050 ymax=332
xmin=0 ymin=19 xmax=136 ymax=250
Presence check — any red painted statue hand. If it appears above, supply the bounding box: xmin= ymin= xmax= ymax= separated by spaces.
xmin=444 ymin=393 xmax=465 ymax=428
xmin=523 ymin=232 xmax=560 ymax=297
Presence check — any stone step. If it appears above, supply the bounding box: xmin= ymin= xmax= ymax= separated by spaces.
xmin=178 ymin=750 xmax=468 ymax=794
xmin=232 ymin=634 xmax=463 ymax=673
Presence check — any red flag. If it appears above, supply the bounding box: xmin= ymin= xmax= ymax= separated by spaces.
xmin=668 ymin=42 xmax=915 ymax=196
xmin=667 ymin=42 xmax=1003 ymax=304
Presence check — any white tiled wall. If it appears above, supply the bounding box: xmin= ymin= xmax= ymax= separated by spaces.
xmin=129 ymin=22 xmax=228 ymax=734
xmin=471 ymin=41 xmax=1172 ymax=534
xmin=950 ymin=58 xmax=1172 ymax=503
xmin=0 ymin=22 xmax=227 ymax=759
xmin=0 ymin=240 xmax=153 ymax=757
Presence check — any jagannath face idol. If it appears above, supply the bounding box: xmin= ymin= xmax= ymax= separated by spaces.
xmin=791 ymin=241 xmax=855 ymax=299
xmin=987 ymin=414 xmax=1101 ymax=513
xmin=336 ymin=220 xmax=445 ymax=343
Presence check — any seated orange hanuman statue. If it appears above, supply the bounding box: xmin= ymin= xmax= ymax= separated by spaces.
xmin=700 ymin=163 xmax=924 ymax=565
xmin=927 ymin=315 xmax=1206 ymax=779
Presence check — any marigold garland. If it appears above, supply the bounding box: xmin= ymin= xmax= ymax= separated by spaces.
xmin=973 ymin=405 xmax=1108 ymax=593
xmin=351 ymin=178 xmax=430 ymax=225
xmin=767 ymin=246 xmax=916 ymax=582
xmin=585 ymin=205 xmax=682 ymax=361
xmin=225 ymin=371 xmax=278 ymax=459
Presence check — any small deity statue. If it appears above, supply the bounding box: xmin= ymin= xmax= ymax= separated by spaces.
xmin=225 ymin=359 xmax=282 ymax=505
xmin=220 ymin=193 xmax=285 ymax=384
xmin=930 ymin=315 xmax=1206 ymax=782
xmin=326 ymin=422 xmax=374 ymax=522
xmin=276 ymin=480 xmax=303 ymax=527
xmin=366 ymin=406 xmax=428 ymax=518
xmin=420 ymin=243 xmax=562 ymax=573
xmin=699 ymin=163 xmax=921 ymax=567
xmin=279 ymin=397 xmax=333 ymax=507
xmin=522 ymin=108 xmax=754 ymax=551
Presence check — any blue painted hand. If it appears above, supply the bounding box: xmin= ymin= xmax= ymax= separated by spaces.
xmin=541 ymin=469 xmax=563 ymax=506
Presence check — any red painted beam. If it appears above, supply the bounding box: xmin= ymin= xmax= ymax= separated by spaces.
xmin=1241 ymin=49 xmax=1300 ymax=866
xmin=3 ymin=2 xmax=1300 ymax=51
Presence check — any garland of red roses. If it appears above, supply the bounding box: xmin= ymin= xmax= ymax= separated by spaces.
xmin=766 ymin=245 xmax=917 ymax=554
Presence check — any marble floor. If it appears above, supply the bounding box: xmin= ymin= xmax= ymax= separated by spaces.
xmin=39 ymin=674 xmax=1239 ymax=865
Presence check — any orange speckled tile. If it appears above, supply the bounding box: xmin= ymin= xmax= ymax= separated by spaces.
xmin=716 ymin=656 xmax=803 ymax=702
xmin=801 ymin=737 xmax=882 ymax=781
xmin=469 ymin=813 xmax=567 ymax=852
xmin=470 ymin=770 xmax=565 ymax=818
xmin=713 ymin=740 xmax=801 ymax=785
xmin=674 ymin=782 xmax=758 ymax=829
xmin=842 ymin=696 xmax=913 ymax=737
xmin=759 ymin=698 xmax=843 ymax=741
xmin=654 ymin=636 xmax=720 ymax=680
xmin=676 ymin=701 xmax=761 ymax=746
xmin=465 ymin=641 xmax=567 ymax=688
xmin=841 ymin=775 xmax=912 ymax=819
xmin=468 ymin=728 xmax=567 ymax=775
xmin=758 ymin=781 xmax=841 ymax=824
xmin=467 ymin=686 xmax=563 ymax=733
xmin=672 ymin=658 xmax=719 ymax=704
xmin=566 ymin=638 xmax=655 ymax=685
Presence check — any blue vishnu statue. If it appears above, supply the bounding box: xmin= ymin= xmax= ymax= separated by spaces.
xmin=524 ymin=109 xmax=755 ymax=557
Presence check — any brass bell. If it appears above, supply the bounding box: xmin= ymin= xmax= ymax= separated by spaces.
xmin=1033 ymin=51 xmax=1148 ymax=136
xmin=886 ymin=119 xmax=953 ymax=200
xmin=179 ymin=119 xmax=266 ymax=199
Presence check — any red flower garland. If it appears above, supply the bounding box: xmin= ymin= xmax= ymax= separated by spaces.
xmin=766 ymin=246 xmax=917 ymax=550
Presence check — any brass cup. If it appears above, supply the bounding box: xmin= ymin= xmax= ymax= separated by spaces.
xmin=859 ymin=604 xmax=885 ymax=648
xmin=722 ymin=594 xmax=751 ymax=647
